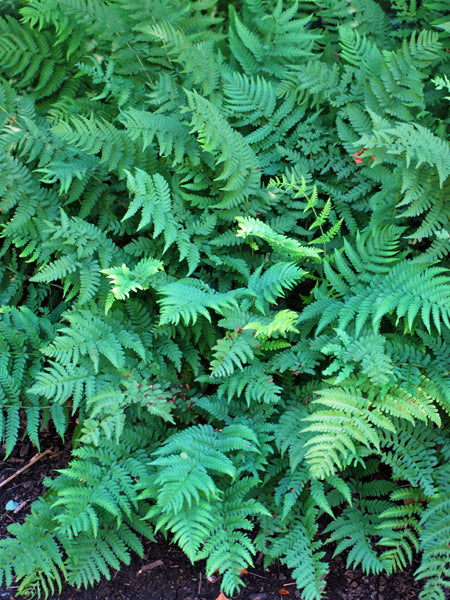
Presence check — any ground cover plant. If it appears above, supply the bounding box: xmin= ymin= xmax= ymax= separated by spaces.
xmin=0 ymin=0 xmax=449 ymax=598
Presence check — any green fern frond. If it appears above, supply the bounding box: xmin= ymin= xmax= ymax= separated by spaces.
xmin=157 ymin=279 xmax=241 ymax=326
xmin=119 ymin=108 xmax=198 ymax=166
xmin=377 ymin=487 xmax=423 ymax=574
xmin=223 ymin=71 xmax=277 ymax=124
xmin=0 ymin=495 xmax=65 ymax=599
xmin=379 ymin=421 xmax=438 ymax=495
xmin=244 ymin=263 xmax=306 ymax=312
xmin=210 ymin=330 xmax=260 ymax=379
xmin=0 ymin=15 xmax=69 ymax=98
xmin=197 ymin=477 xmax=270 ymax=596
xmin=122 ymin=170 xmax=172 ymax=231
xmin=236 ymin=216 xmax=322 ymax=261
xmin=301 ymin=230 xmax=450 ymax=335
xmin=136 ymin=21 xmax=220 ymax=96
xmin=268 ymin=504 xmax=328 ymax=600
xmin=30 ymin=361 xmax=93 ymax=411
xmin=416 ymin=464 xmax=450 ymax=600
xmin=42 ymin=307 xmax=146 ymax=373
xmin=360 ymin=116 xmax=450 ymax=186
xmin=149 ymin=423 xmax=259 ymax=514
xmin=325 ymin=500 xmax=388 ymax=575
xmin=153 ymin=499 xmax=216 ymax=562
xmin=216 ymin=361 xmax=282 ymax=405
xmin=302 ymin=384 xmax=395 ymax=479
xmin=185 ymin=89 xmax=261 ymax=207
xmin=274 ymin=405 xmax=312 ymax=471
xmin=102 ymin=257 xmax=163 ymax=313
xmin=245 ymin=309 xmax=299 ymax=338
xmin=51 ymin=115 xmax=134 ymax=172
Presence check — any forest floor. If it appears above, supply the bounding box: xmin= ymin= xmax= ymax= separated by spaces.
xmin=0 ymin=428 xmax=435 ymax=600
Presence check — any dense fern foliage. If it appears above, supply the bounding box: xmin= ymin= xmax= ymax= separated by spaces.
xmin=0 ymin=1 xmax=449 ymax=598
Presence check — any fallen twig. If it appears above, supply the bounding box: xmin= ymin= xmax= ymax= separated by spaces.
xmin=137 ymin=559 xmax=164 ymax=574
xmin=0 ymin=449 xmax=51 ymax=489
xmin=13 ymin=500 xmax=28 ymax=514
xmin=247 ymin=572 xmax=270 ymax=580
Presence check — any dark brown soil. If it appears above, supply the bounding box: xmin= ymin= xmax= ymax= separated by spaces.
xmin=0 ymin=430 xmax=437 ymax=600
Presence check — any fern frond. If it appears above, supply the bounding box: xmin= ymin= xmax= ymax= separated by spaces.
xmin=157 ymin=279 xmax=241 ymax=326
xmin=216 ymin=361 xmax=282 ymax=405
xmin=236 ymin=216 xmax=322 ymax=261
xmin=42 ymin=307 xmax=145 ymax=373
xmin=210 ymin=330 xmax=260 ymax=379
xmin=268 ymin=503 xmax=328 ymax=600
xmin=301 ymin=230 xmax=450 ymax=335
xmin=223 ymin=71 xmax=277 ymax=124
xmin=325 ymin=501 xmax=388 ymax=574
xmin=29 ymin=361 xmax=93 ymax=412
xmin=377 ymin=487 xmax=423 ymax=574
xmin=274 ymin=405 xmax=313 ymax=472
xmin=244 ymin=263 xmax=306 ymax=313
xmin=119 ymin=108 xmax=198 ymax=166
xmin=0 ymin=496 xmax=65 ymax=599
xmin=122 ymin=170 xmax=172 ymax=231
xmin=149 ymin=423 xmax=259 ymax=514
xmin=302 ymin=384 xmax=395 ymax=479
xmin=185 ymin=89 xmax=261 ymax=207
xmin=102 ymin=257 xmax=163 ymax=313
xmin=0 ymin=15 xmax=69 ymax=98
xmin=380 ymin=421 xmax=438 ymax=495
xmin=136 ymin=21 xmax=220 ymax=96
xmin=197 ymin=477 xmax=270 ymax=597
xmin=51 ymin=115 xmax=134 ymax=172
xmin=360 ymin=117 xmax=450 ymax=186
xmin=416 ymin=464 xmax=450 ymax=600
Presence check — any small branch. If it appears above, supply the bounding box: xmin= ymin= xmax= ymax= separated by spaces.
xmin=247 ymin=572 xmax=270 ymax=580
xmin=137 ymin=559 xmax=164 ymax=574
xmin=0 ymin=449 xmax=51 ymax=489
xmin=13 ymin=500 xmax=28 ymax=514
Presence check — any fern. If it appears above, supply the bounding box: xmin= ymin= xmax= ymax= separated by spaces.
xmin=0 ymin=306 xmax=54 ymax=453
xmin=119 ymin=109 xmax=199 ymax=166
xmin=266 ymin=501 xmax=328 ymax=600
xmin=415 ymin=464 xmax=450 ymax=600
xmin=325 ymin=497 xmax=388 ymax=574
xmin=42 ymin=306 xmax=146 ymax=374
xmin=300 ymin=228 xmax=450 ymax=335
xmin=0 ymin=15 xmax=71 ymax=98
xmin=377 ymin=487 xmax=423 ymax=574
xmin=302 ymin=383 xmax=395 ymax=479
xmin=157 ymin=279 xmax=241 ymax=326
xmin=236 ymin=216 xmax=322 ymax=261
xmin=102 ymin=257 xmax=163 ymax=313
xmin=185 ymin=90 xmax=262 ymax=208
xmin=0 ymin=1 xmax=449 ymax=598
xmin=359 ymin=117 xmax=450 ymax=186
xmin=0 ymin=496 xmax=66 ymax=598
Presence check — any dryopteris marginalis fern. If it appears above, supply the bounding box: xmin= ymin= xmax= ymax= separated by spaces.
xmin=0 ymin=1 xmax=449 ymax=599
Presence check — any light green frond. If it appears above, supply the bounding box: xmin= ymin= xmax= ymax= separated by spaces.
xmin=157 ymin=279 xmax=241 ymax=325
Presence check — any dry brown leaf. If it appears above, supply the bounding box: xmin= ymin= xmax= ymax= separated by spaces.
xmin=215 ymin=592 xmax=230 ymax=600
xmin=278 ymin=589 xmax=290 ymax=595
